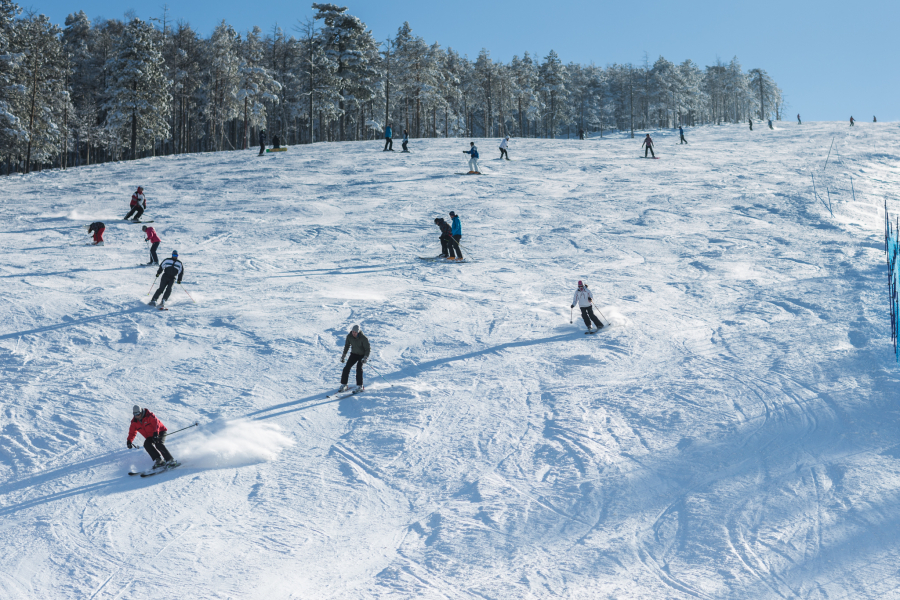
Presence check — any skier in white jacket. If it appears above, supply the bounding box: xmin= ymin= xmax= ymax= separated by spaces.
xmin=571 ymin=280 xmax=604 ymax=332
xmin=499 ymin=136 xmax=510 ymax=160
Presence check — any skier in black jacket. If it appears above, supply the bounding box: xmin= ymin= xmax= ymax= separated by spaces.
xmin=434 ymin=217 xmax=462 ymax=260
xmin=150 ymin=250 xmax=184 ymax=308
xmin=259 ymin=130 xmax=267 ymax=155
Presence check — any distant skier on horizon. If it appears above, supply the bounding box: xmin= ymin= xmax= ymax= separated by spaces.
xmin=87 ymin=222 xmax=105 ymax=246
xmin=679 ymin=126 xmax=688 ymax=144
xmin=124 ymin=186 xmax=145 ymax=222
xmin=578 ymin=128 xmax=585 ymax=140
xmin=339 ymin=325 xmax=370 ymax=392
xmin=384 ymin=123 xmax=394 ymax=151
xmin=259 ymin=130 xmax=267 ymax=156
xmin=499 ymin=136 xmax=510 ymax=160
xmin=571 ymin=281 xmax=604 ymax=333
xmin=271 ymin=133 xmax=281 ymax=150
xmin=127 ymin=405 xmax=176 ymax=469
xmin=768 ymin=118 xmax=774 ymax=130
xmin=642 ymin=134 xmax=655 ymax=158
xmin=850 ymin=116 xmax=855 ymax=127
xmin=749 ymin=118 xmax=753 ymax=131
xmin=874 ymin=116 xmax=877 ymax=123
xmin=463 ymin=141 xmax=480 ymax=173
xmin=142 ymin=225 xmax=161 ymax=265
xmin=402 ymin=129 xmax=409 ymax=152
xmin=797 ymin=114 xmax=801 ymax=125
xmin=149 ymin=250 xmax=184 ymax=309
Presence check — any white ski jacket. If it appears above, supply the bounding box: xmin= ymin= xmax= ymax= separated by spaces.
xmin=499 ymin=138 xmax=509 ymax=149
xmin=572 ymin=288 xmax=593 ymax=308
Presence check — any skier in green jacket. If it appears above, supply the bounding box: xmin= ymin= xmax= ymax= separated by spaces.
xmin=340 ymin=325 xmax=370 ymax=391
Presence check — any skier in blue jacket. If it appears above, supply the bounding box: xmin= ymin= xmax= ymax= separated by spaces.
xmin=449 ymin=211 xmax=463 ymax=259
xmin=384 ymin=124 xmax=393 ymax=151
xmin=463 ymin=142 xmax=480 ymax=174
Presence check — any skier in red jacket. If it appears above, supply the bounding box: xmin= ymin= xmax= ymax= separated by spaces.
xmin=124 ymin=186 xmax=146 ymax=222
xmin=127 ymin=406 xmax=176 ymax=468
xmin=142 ymin=225 xmax=161 ymax=265
xmin=87 ymin=222 xmax=105 ymax=246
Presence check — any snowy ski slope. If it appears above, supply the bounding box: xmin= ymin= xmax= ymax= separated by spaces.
xmin=1 ymin=121 xmax=899 ymax=599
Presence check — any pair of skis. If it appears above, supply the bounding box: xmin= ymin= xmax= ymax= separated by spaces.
xmin=326 ymin=386 xmax=365 ymax=400
xmin=129 ymin=460 xmax=181 ymax=478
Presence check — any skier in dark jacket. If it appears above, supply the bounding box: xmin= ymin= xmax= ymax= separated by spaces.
xmin=340 ymin=324 xmax=370 ymax=391
xmin=850 ymin=116 xmax=855 ymax=127
xmin=749 ymin=118 xmax=753 ymax=131
xmin=797 ymin=114 xmax=801 ymax=125
xmin=642 ymin=134 xmax=655 ymax=158
xmin=578 ymin=128 xmax=585 ymax=140
xmin=679 ymin=126 xmax=687 ymax=144
xmin=127 ymin=405 xmax=176 ymax=468
xmin=434 ymin=217 xmax=462 ymax=259
xmin=87 ymin=222 xmax=105 ymax=246
xmin=272 ymin=134 xmax=281 ymax=149
xmin=384 ymin=124 xmax=393 ymax=151
xmin=150 ymin=250 xmax=184 ymax=308
xmin=259 ymin=130 xmax=267 ymax=155
xmin=402 ymin=129 xmax=409 ymax=152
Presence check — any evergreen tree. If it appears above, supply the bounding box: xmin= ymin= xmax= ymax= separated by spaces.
xmin=238 ymin=26 xmax=281 ymax=149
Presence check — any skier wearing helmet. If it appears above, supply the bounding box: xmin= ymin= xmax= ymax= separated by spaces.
xmin=127 ymin=405 xmax=176 ymax=469
xmin=150 ymin=250 xmax=184 ymax=309
xmin=339 ymin=325 xmax=370 ymax=392
xmin=124 ymin=186 xmax=146 ymax=222
xmin=142 ymin=225 xmax=161 ymax=265
xmin=571 ymin=281 xmax=604 ymax=332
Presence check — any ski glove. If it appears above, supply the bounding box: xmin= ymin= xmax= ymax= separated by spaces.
xmin=361 ymin=358 xmax=368 ymax=364
xmin=340 ymin=356 xmax=346 ymax=363
xmin=127 ymin=441 xmax=133 ymax=449
xmin=571 ymin=304 xmax=575 ymax=308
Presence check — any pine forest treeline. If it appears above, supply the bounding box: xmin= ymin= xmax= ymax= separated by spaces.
xmin=0 ymin=0 xmax=784 ymax=175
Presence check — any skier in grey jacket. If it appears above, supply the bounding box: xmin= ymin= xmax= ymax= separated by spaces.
xmin=571 ymin=280 xmax=604 ymax=332
xmin=340 ymin=324 xmax=370 ymax=391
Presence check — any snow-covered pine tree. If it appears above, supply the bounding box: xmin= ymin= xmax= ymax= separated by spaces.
xmin=0 ymin=0 xmax=24 ymax=167
xmin=539 ymin=50 xmax=567 ymax=139
xmin=204 ymin=21 xmax=240 ymax=151
xmin=748 ymin=68 xmax=781 ymax=121
xmin=238 ymin=26 xmax=280 ymax=149
xmin=104 ymin=18 xmax=171 ymax=160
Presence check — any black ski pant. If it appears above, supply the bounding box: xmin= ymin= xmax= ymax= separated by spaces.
xmin=500 ymin=148 xmax=509 ymax=160
xmin=259 ymin=142 xmax=265 ymax=155
xmin=152 ymin=274 xmax=176 ymax=303
xmin=644 ymin=146 xmax=655 ymax=158
xmin=384 ymin=138 xmax=393 ymax=151
xmin=125 ymin=205 xmax=144 ymax=220
xmin=144 ymin=434 xmax=174 ymax=462
xmin=341 ymin=353 xmax=365 ymax=385
xmin=440 ymin=234 xmax=462 ymax=258
xmin=680 ymin=135 xmax=687 ymax=144
xmin=402 ymin=140 xmax=408 ymax=152
xmin=149 ymin=242 xmax=159 ymax=264
xmin=579 ymin=305 xmax=603 ymax=329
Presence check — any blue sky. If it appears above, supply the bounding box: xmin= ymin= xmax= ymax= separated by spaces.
xmin=27 ymin=0 xmax=898 ymax=121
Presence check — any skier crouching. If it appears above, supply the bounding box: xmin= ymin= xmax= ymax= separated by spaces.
xmin=434 ymin=217 xmax=462 ymax=260
xmin=463 ymin=142 xmax=480 ymax=174
xmin=571 ymin=280 xmax=604 ymax=332
xmin=340 ymin=325 xmax=370 ymax=392
xmin=150 ymin=250 xmax=184 ymax=308
xmin=127 ymin=405 xmax=176 ymax=468
xmin=87 ymin=222 xmax=105 ymax=246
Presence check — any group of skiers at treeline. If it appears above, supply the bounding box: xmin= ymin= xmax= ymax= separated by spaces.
xmin=258 ymin=130 xmax=281 ymax=155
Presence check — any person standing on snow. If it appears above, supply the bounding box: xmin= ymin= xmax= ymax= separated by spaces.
xmin=384 ymin=123 xmax=394 ymax=151
xmin=150 ymin=250 xmax=184 ymax=308
xmin=87 ymin=222 xmax=105 ymax=246
xmin=850 ymin=116 xmax=855 ymax=127
xmin=797 ymin=114 xmax=801 ymax=125
xmin=679 ymin=126 xmax=688 ymax=144
xmin=402 ymin=129 xmax=409 ymax=152
xmin=449 ymin=211 xmax=462 ymax=258
xmin=340 ymin=325 xmax=370 ymax=392
xmin=499 ymin=136 xmax=510 ymax=160
xmin=768 ymin=119 xmax=774 ymax=130
xmin=259 ymin=130 xmax=267 ymax=156
xmin=124 ymin=186 xmax=146 ymax=222
xmin=434 ymin=217 xmax=462 ymax=259
xmin=748 ymin=118 xmax=753 ymax=131
xmin=571 ymin=280 xmax=604 ymax=332
xmin=463 ymin=141 xmax=480 ymax=173
xmin=642 ymin=134 xmax=655 ymax=158
xmin=142 ymin=225 xmax=161 ymax=265
xmin=272 ymin=133 xmax=281 ymax=150
xmin=874 ymin=116 xmax=877 ymax=123
xmin=578 ymin=128 xmax=585 ymax=140
xmin=127 ymin=405 xmax=176 ymax=468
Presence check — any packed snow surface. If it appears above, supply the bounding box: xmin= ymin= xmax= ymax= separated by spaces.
xmin=1 ymin=122 xmax=899 ymax=599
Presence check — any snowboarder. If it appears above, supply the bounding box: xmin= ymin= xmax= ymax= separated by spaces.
xmin=449 ymin=211 xmax=462 ymax=257
xmin=571 ymin=280 xmax=604 ymax=332
xmin=499 ymin=136 xmax=510 ymax=160
xmin=259 ymin=130 xmax=267 ymax=156
xmin=679 ymin=126 xmax=688 ymax=144
xmin=642 ymin=134 xmax=655 ymax=158
xmin=127 ymin=405 xmax=176 ymax=468
xmin=384 ymin=123 xmax=393 ymax=151
xmin=768 ymin=119 xmax=774 ymax=130
xmin=124 ymin=186 xmax=146 ymax=222
xmin=149 ymin=250 xmax=184 ymax=308
xmin=272 ymin=134 xmax=281 ymax=149
xmin=434 ymin=217 xmax=462 ymax=259
xmin=463 ymin=142 xmax=480 ymax=173
xmin=578 ymin=128 xmax=585 ymax=140
xmin=850 ymin=116 xmax=855 ymax=127
xmin=339 ymin=324 xmax=370 ymax=392
xmin=797 ymin=114 xmax=801 ymax=125
xmin=87 ymin=222 xmax=105 ymax=246
xmin=142 ymin=225 xmax=161 ymax=265
xmin=748 ymin=118 xmax=753 ymax=131
xmin=402 ymin=129 xmax=409 ymax=152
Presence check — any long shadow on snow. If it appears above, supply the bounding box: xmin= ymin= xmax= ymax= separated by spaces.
xmin=0 ymin=306 xmax=145 ymax=340
xmin=247 ymin=331 xmax=584 ymax=421
xmin=0 ymin=266 xmax=142 ymax=279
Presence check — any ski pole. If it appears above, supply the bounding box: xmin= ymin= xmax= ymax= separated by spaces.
xmin=594 ymin=305 xmax=609 ymax=326
xmin=570 ymin=306 xmax=573 ymax=324
xmin=365 ymin=362 xmax=392 ymax=387
xmin=179 ymin=283 xmax=196 ymax=303
xmin=147 ymin=275 xmax=158 ymax=295
xmin=165 ymin=421 xmax=200 ymax=438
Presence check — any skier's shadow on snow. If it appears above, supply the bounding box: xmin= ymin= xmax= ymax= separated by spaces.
xmin=248 ymin=331 xmax=584 ymax=421
xmin=0 ymin=306 xmax=145 ymax=340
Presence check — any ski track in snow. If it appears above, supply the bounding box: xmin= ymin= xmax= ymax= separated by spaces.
xmin=1 ymin=122 xmax=900 ymax=599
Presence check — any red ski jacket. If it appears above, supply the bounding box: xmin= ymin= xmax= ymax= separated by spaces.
xmin=144 ymin=227 xmax=161 ymax=243
xmin=127 ymin=409 xmax=167 ymax=443
xmin=130 ymin=192 xmax=146 ymax=208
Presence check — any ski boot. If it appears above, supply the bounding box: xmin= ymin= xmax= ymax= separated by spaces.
xmin=339 ymin=384 xmax=349 ymax=392
xmin=357 ymin=385 xmax=365 ymax=392
xmin=152 ymin=459 xmax=166 ymax=469
xmin=148 ymin=300 xmax=157 ymax=306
